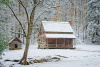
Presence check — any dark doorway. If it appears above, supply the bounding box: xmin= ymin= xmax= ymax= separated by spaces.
xmin=15 ymin=44 xmax=18 ymax=48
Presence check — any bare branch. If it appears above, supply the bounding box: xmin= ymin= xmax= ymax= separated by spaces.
xmin=30 ymin=2 xmax=40 ymax=22
xmin=10 ymin=31 xmax=24 ymax=35
xmin=8 ymin=5 xmax=26 ymax=37
xmin=17 ymin=0 xmax=30 ymax=24
xmin=34 ymin=10 xmax=47 ymax=24
xmin=68 ymin=0 xmax=82 ymax=12
xmin=69 ymin=0 xmax=74 ymax=6
xmin=30 ymin=0 xmax=44 ymax=23
xmin=29 ymin=0 xmax=42 ymax=36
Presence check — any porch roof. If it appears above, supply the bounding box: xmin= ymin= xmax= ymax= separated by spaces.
xmin=45 ymin=34 xmax=76 ymax=38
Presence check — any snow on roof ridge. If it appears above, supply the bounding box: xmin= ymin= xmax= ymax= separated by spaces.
xmin=8 ymin=37 xmax=15 ymax=43
xmin=8 ymin=37 xmax=22 ymax=43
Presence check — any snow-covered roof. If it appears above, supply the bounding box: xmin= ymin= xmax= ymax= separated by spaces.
xmin=8 ymin=37 xmax=22 ymax=44
xmin=45 ymin=34 xmax=76 ymax=38
xmin=42 ymin=21 xmax=73 ymax=33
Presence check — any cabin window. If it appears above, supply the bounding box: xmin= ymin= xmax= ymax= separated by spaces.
xmin=15 ymin=44 xmax=18 ymax=48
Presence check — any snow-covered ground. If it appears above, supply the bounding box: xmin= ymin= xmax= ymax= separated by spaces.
xmin=0 ymin=43 xmax=100 ymax=67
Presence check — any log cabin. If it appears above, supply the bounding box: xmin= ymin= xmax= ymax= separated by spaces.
xmin=8 ymin=37 xmax=22 ymax=50
xmin=38 ymin=21 xmax=76 ymax=49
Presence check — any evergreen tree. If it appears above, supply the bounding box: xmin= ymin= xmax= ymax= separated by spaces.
xmin=0 ymin=4 xmax=8 ymax=55
xmin=0 ymin=33 xmax=7 ymax=55
xmin=85 ymin=0 xmax=100 ymax=43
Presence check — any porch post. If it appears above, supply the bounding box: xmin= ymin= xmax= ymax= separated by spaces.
xmin=64 ymin=38 xmax=65 ymax=49
xmin=72 ymin=39 xmax=73 ymax=48
xmin=56 ymin=38 xmax=57 ymax=48
xmin=74 ymin=39 xmax=76 ymax=48
xmin=73 ymin=39 xmax=74 ymax=48
xmin=68 ymin=39 xmax=69 ymax=48
xmin=47 ymin=38 xmax=48 ymax=49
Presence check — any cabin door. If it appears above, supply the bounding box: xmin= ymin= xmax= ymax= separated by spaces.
xmin=15 ymin=44 xmax=18 ymax=48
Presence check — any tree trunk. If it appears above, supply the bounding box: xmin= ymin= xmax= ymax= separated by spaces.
xmin=24 ymin=36 xmax=30 ymax=64
xmin=19 ymin=0 xmax=37 ymax=65
xmin=23 ymin=35 xmax=24 ymax=43
xmin=92 ymin=33 xmax=95 ymax=43
xmin=19 ymin=32 xmax=30 ymax=65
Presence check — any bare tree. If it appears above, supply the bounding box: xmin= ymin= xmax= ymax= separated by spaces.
xmin=0 ymin=0 xmax=44 ymax=65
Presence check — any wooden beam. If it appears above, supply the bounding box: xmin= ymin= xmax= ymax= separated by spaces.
xmin=73 ymin=39 xmax=74 ymax=48
xmin=56 ymin=38 xmax=57 ymax=48
xmin=47 ymin=38 xmax=48 ymax=49
xmin=68 ymin=39 xmax=69 ymax=48
xmin=45 ymin=32 xmax=73 ymax=34
xmin=74 ymin=39 xmax=76 ymax=48
xmin=65 ymin=38 xmax=66 ymax=48
xmin=64 ymin=38 xmax=65 ymax=49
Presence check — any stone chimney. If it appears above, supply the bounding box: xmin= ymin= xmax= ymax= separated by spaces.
xmin=69 ymin=21 xmax=72 ymax=26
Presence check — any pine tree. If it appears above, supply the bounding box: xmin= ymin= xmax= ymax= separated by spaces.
xmin=85 ymin=0 xmax=100 ymax=43
xmin=0 ymin=3 xmax=8 ymax=55
xmin=0 ymin=33 xmax=7 ymax=55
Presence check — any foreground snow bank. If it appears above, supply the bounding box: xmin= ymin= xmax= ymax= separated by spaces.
xmin=0 ymin=43 xmax=100 ymax=67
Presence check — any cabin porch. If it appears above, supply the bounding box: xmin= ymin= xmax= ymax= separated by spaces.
xmin=38 ymin=38 xmax=76 ymax=49
xmin=45 ymin=38 xmax=75 ymax=49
